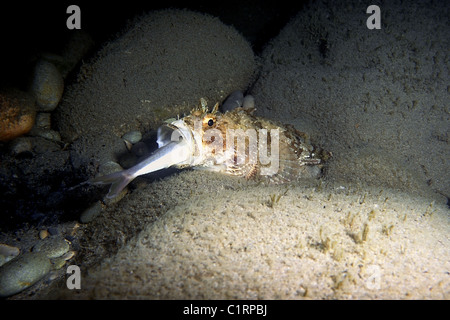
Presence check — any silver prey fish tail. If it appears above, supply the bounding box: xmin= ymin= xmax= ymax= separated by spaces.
xmin=90 ymin=140 xmax=191 ymax=199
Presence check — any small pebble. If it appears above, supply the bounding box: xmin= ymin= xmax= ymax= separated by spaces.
xmin=80 ymin=201 xmax=103 ymax=223
xmin=123 ymin=139 xmax=133 ymax=151
xmin=222 ymin=90 xmax=244 ymax=112
xmin=47 ymin=227 xmax=59 ymax=236
xmin=32 ymin=237 xmax=69 ymax=259
xmin=29 ymin=127 xmax=61 ymax=142
xmin=9 ymin=137 xmax=33 ymax=156
xmin=62 ymin=251 xmax=76 ymax=261
xmin=35 ymin=112 xmax=51 ymax=129
xmin=0 ymin=244 xmax=20 ymax=257
xmin=243 ymin=94 xmax=255 ymax=110
xmin=50 ymin=256 xmax=67 ymax=270
xmin=122 ymin=130 xmax=142 ymax=144
xmin=0 ymin=244 xmax=20 ymax=267
xmin=30 ymin=60 xmax=64 ymax=111
xmin=0 ymin=252 xmax=51 ymax=297
xmin=98 ymin=161 xmax=123 ymax=176
xmin=39 ymin=229 xmax=49 ymax=239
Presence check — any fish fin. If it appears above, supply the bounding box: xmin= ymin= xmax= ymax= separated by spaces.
xmin=267 ymin=158 xmax=322 ymax=184
xmin=225 ymin=162 xmax=258 ymax=177
xmin=90 ymin=170 xmax=135 ymax=199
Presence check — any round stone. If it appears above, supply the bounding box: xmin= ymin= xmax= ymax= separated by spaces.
xmin=221 ymin=91 xmax=244 ymax=112
xmin=0 ymin=244 xmax=20 ymax=267
xmin=30 ymin=60 xmax=64 ymax=111
xmin=98 ymin=161 xmax=123 ymax=176
xmin=35 ymin=112 xmax=51 ymax=129
xmin=29 ymin=128 xmax=61 ymax=142
xmin=0 ymin=252 xmax=51 ymax=297
xmin=122 ymin=130 xmax=142 ymax=144
xmin=80 ymin=201 xmax=103 ymax=223
xmin=0 ymin=244 xmax=20 ymax=257
xmin=32 ymin=237 xmax=69 ymax=259
xmin=0 ymin=89 xmax=36 ymax=142
xmin=9 ymin=137 xmax=33 ymax=156
xmin=39 ymin=229 xmax=49 ymax=240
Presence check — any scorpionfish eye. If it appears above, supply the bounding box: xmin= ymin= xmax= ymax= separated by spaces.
xmin=207 ymin=119 xmax=214 ymax=126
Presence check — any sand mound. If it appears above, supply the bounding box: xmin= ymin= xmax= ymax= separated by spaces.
xmin=55 ymin=9 xmax=256 ymax=167
xmin=52 ymin=170 xmax=449 ymax=299
xmin=251 ymin=0 xmax=449 ymax=200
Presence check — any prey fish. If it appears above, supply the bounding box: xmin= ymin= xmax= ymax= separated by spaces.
xmin=90 ymin=93 xmax=325 ymax=199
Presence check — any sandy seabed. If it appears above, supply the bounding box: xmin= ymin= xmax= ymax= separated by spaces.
xmin=59 ymin=171 xmax=450 ymax=299
xmin=3 ymin=0 xmax=449 ymax=299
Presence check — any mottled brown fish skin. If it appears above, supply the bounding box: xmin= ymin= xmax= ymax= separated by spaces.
xmin=178 ymin=103 xmax=325 ymax=182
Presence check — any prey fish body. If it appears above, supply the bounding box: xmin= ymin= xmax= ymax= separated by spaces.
xmin=91 ymin=95 xmax=324 ymax=199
